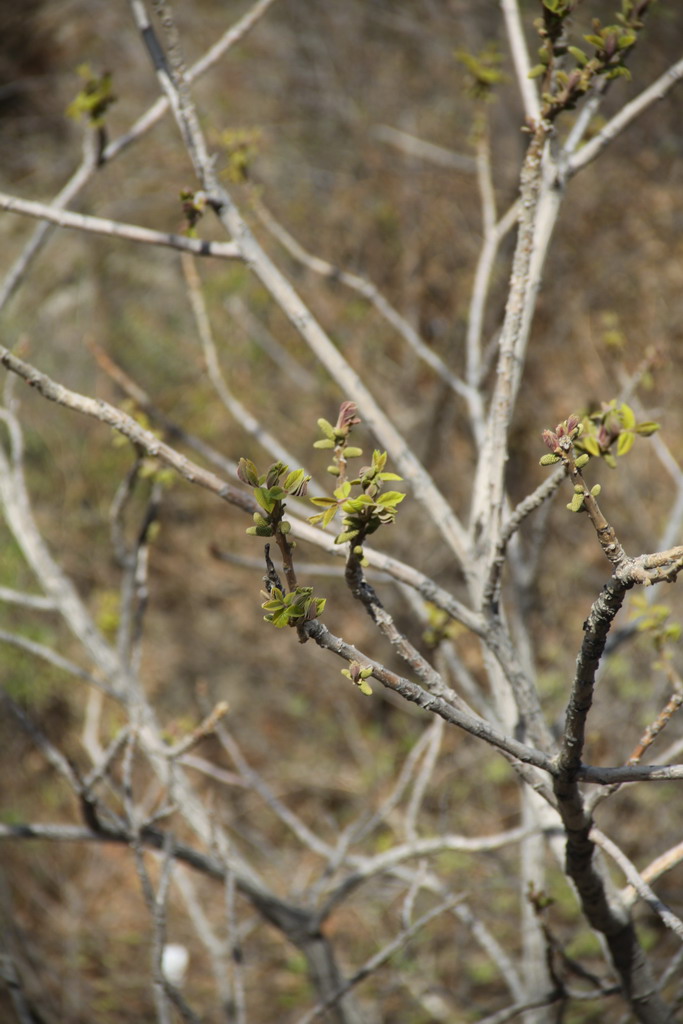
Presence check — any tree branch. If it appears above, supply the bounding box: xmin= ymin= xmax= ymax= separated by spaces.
xmin=0 ymin=191 xmax=239 ymax=260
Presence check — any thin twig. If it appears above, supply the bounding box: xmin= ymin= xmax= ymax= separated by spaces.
xmin=0 ymin=406 xmax=128 ymax=695
xmin=568 ymin=56 xmax=683 ymax=176
xmin=2 ymin=340 xmax=484 ymax=633
xmin=592 ymin=828 xmax=683 ymax=940
xmin=181 ymin=252 xmax=323 ymax=489
xmin=0 ymin=629 xmax=116 ymax=698
xmin=250 ymin=193 xmax=475 ymax=405
xmin=128 ymin=0 xmax=473 ymax=572
xmin=371 ymin=124 xmax=477 ymax=172
xmin=302 ymin=618 xmax=555 ymax=775
xmin=0 ymin=135 xmax=99 ymax=311
xmin=404 ymin=717 xmax=444 ymax=841
xmin=295 ymin=895 xmax=464 ymax=1024
xmin=500 ymin=0 xmax=541 ymax=125
xmin=625 ymin=840 xmax=683 ymax=906
xmin=0 ymin=0 xmax=279 ymax=310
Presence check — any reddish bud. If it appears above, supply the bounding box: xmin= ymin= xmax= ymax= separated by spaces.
xmin=335 ymin=401 xmax=361 ymax=434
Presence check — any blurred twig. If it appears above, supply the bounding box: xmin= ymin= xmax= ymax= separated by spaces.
xmin=0 ymin=191 xmax=239 ymax=260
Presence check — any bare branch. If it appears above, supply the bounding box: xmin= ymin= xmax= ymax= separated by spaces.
xmin=465 ymin=130 xmax=520 ymax=426
xmin=0 ymin=586 xmax=56 ymax=610
xmin=469 ymin=125 xmax=557 ymax=569
xmin=0 ymin=137 xmax=98 ymax=311
xmin=128 ymin=0 xmax=472 ymax=571
xmin=482 ymin=466 xmax=565 ymax=612
xmin=295 ymin=894 xmax=464 ymax=1024
xmin=303 ymin=618 xmax=555 ymax=775
xmin=0 ymin=0 xmax=278 ymax=310
xmin=0 ymin=190 xmax=240 ymax=260
xmin=0 ymin=629 xmax=116 ymax=698
xmin=626 ymin=840 xmax=683 ymax=904
xmin=477 ymin=991 xmax=563 ymax=1024
xmin=500 ymin=0 xmax=541 ymax=125
xmin=181 ymin=251 xmax=323 ymax=488
xmin=568 ymin=57 xmax=683 ymax=176
xmin=250 ymin=192 xmax=476 ymax=406
xmin=592 ymin=828 xmax=683 ymax=941
xmin=371 ymin=124 xmax=477 ymax=173
xmin=0 ymin=406 xmax=127 ymax=694
xmin=212 ymin=720 xmax=333 ymax=860
xmin=404 ymin=717 xmax=444 ymax=841
xmin=578 ymin=763 xmax=683 ymax=784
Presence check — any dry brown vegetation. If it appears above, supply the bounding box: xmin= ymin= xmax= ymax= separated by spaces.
xmin=1 ymin=2 xmax=683 ymax=1022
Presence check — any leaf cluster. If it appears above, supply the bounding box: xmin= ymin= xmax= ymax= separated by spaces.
xmin=630 ymin=594 xmax=681 ymax=649
xmin=66 ymin=64 xmax=116 ymax=126
xmin=218 ymin=127 xmax=264 ymax=184
xmin=540 ymin=403 xmax=658 ymax=471
xmin=531 ymin=1 xmax=654 ymax=120
xmin=454 ymin=45 xmax=506 ymax=101
xmin=238 ymin=458 xmax=309 ymax=537
xmin=179 ymin=189 xmax=207 ymax=237
xmin=260 ymin=585 xmax=326 ymax=629
xmin=312 ymin=401 xmax=363 ymax=478
xmin=575 ymin=400 xmax=659 ymax=468
xmin=309 ymin=449 xmax=405 ymax=554
xmin=341 ymin=660 xmax=373 ymax=696
xmin=422 ymin=602 xmax=464 ymax=649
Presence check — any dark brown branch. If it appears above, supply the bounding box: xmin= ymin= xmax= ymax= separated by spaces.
xmin=553 ymin=580 xmax=672 ymax=1022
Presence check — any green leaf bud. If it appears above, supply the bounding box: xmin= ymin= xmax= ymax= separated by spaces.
xmin=617 ymin=431 xmax=635 ymax=457
xmin=335 ymin=529 xmax=360 ymax=544
xmin=317 ymin=418 xmax=336 ymax=440
xmin=582 ymin=436 xmax=602 ymax=457
xmin=634 ymin=421 xmax=660 ymax=437
xmin=237 ymin=457 xmax=260 ymax=487
xmin=574 ymin=453 xmax=590 ymax=469
xmin=568 ymin=45 xmax=588 ymax=65
xmin=246 ymin=524 xmax=274 ymax=536
xmin=254 ymin=487 xmax=275 ymax=513
xmin=567 ymin=492 xmax=585 ymax=513
xmin=539 ymin=453 xmax=561 ymax=466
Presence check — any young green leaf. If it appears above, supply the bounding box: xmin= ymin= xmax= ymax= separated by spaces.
xmin=616 ymin=431 xmax=635 ymax=457
xmin=254 ymin=487 xmax=276 ymax=513
xmin=317 ymin=418 xmax=336 ymax=440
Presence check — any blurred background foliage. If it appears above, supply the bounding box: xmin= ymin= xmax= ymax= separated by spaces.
xmin=1 ymin=1 xmax=683 ymax=1020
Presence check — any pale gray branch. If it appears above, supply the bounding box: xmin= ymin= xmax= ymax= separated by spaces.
xmin=0 ymin=586 xmax=56 ymax=610
xmin=295 ymin=894 xmax=464 ymax=1024
xmin=0 ymin=191 xmax=240 ymax=260
xmin=371 ymin=124 xmax=477 ymax=172
xmin=500 ymin=0 xmax=541 ymax=125
xmin=251 ymin=194 xmax=476 ymax=405
xmin=592 ymin=828 xmax=683 ymax=940
xmin=568 ymin=57 xmax=683 ymax=176
xmin=128 ymin=0 xmax=472 ymax=571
